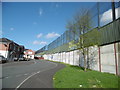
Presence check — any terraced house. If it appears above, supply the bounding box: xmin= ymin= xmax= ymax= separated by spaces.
xmin=0 ymin=38 xmax=25 ymax=61
xmin=24 ymin=49 xmax=35 ymax=59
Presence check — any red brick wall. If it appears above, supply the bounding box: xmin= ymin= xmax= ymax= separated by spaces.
xmin=0 ymin=43 xmax=9 ymax=51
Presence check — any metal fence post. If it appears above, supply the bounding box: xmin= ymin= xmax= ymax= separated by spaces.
xmin=98 ymin=47 xmax=101 ymax=72
xmin=97 ymin=2 xmax=100 ymax=28
xmin=112 ymin=0 xmax=116 ymax=21
xmin=114 ymin=43 xmax=118 ymax=75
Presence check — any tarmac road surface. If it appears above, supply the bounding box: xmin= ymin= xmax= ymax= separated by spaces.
xmin=2 ymin=60 xmax=65 ymax=89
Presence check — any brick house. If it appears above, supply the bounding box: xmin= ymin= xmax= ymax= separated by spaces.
xmin=24 ymin=49 xmax=35 ymax=59
xmin=0 ymin=38 xmax=25 ymax=61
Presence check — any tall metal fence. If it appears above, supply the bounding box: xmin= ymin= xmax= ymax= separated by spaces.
xmin=36 ymin=2 xmax=120 ymax=55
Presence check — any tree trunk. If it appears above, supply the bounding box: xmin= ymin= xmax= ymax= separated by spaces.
xmin=87 ymin=47 xmax=89 ymax=69
xmin=83 ymin=48 xmax=87 ymax=72
xmin=79 ymin=49 xmax=81 ymax=67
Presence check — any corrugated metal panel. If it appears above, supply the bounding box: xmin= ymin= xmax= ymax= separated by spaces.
xmin=100 ymin=18 xmax=120 ymax=45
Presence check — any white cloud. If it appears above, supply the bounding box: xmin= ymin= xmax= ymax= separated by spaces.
xmin=33 ymin=40 xmax=47 ymax=45
xmin=46 ymin=32 xmax=60 ymax=39
xmin=100 ymin=9 xmax=112 ymax=23
xmin=115 ymin=7 xmax=120 ymax=19
xmin=39 ymin=8 xmax=43 ymax=16
xmin=100 ymin=7 xmax=120 ymax=26
xmin=40 ymin=41 xmax=47 ymax=45
xmin=10 ymin=27 xmax=14 ymax=30
xmin=37 ymin=33 xmax=43 ymax=38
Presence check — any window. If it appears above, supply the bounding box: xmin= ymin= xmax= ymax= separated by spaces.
xmin=18 ymin=47 xmax=20 ymax=51
xmin=14 ymin=46 xmax=16 ymax=50
xmin=9 ymin=44 xmax=12 ymax=49
xmin=28 ymin=52 xmax=32 ymax=54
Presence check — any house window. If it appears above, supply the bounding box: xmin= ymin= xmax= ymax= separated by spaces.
xmin=18 ymin=47 xmax=20 ymax=51
xmin=28 ymin=52 xmax=32 ymax=54
xmin=16 ymin=47 xmax=18 ymax=51
xmin=14 ymin=46 xmax=16 ymax=50
xmin=10 ymin=44 xmax=12 ymax=49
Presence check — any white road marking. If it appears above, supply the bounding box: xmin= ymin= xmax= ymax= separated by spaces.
xmin=15 ymin=71 xmax=40 ymax=90
xmin=15 ymin=61 xmax=58 ymax=90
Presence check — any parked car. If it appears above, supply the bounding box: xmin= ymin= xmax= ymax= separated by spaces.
xmin=24 ymin=57 xmax=30 ymax=61
xmin=0 ymin=55 xmax=6 ymax=64
xmin=18 ymin=57 xmax=25 ymax=61
xmin=13 ymin=57 xmax=18 ymax=61
xmin=34 ymin=56 xmax=44 ymax=60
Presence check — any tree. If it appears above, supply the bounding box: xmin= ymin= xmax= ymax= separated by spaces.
xmin=66 ymin=8 xmax=99 ymax=72
xmin=75 ymin=9 xmax=91 ymax=72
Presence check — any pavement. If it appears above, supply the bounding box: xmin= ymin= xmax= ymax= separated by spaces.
xmin=1 ymin=60 xmax=65 ymax=89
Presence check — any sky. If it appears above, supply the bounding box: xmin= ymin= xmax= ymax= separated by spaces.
xmin=1 ymin=1 xmax=119 ymax=51
xmin=2 ymin=2 xmax=96 ymax=51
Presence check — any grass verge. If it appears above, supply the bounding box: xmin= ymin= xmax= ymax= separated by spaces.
xmin=53 ymin=64 xmax=119 ymax=88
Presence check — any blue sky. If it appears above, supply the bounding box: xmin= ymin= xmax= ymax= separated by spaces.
xmin=2 ymin=2 xmax=97 ymax=51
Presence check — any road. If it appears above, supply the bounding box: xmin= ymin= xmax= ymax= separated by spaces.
xmin=2 ymin=60 xmax=65 ymax=89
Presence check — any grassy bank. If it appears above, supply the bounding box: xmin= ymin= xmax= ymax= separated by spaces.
xmin=53 ymin=64 xmax=119 ymax=88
